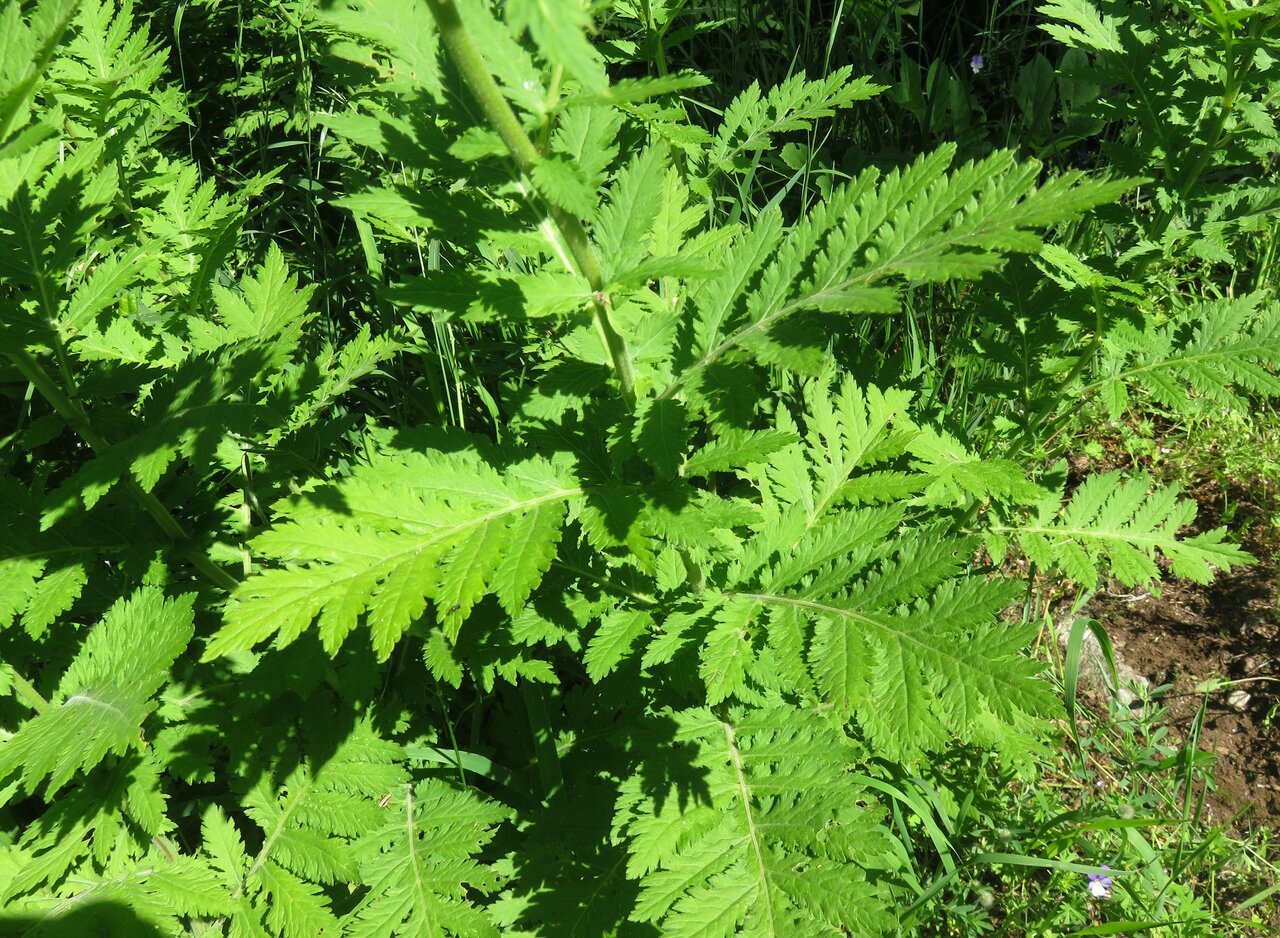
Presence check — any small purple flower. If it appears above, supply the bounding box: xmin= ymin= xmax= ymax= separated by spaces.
xmin=1087 ymin=865 xmax=1113 ymax=899
xmin=970 ymin=54 xmax=985 ymax=74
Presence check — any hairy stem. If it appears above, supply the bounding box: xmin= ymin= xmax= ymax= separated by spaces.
xmin=423 ymin=0 xmax=636 ymax=408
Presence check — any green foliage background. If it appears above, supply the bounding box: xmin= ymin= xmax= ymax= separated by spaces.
xmin=1 ymin=0 xmax=1278 ymax=934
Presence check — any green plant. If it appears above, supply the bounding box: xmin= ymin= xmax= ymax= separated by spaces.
xmin=1 ymin=0 xmax=1276 ymax=935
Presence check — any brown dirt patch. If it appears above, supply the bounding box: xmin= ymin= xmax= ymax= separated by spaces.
xmin=1085 ymin=473 xmax=1280 ymax=831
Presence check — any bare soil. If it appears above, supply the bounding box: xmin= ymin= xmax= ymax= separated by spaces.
xmin=1084 ymin=469 xmax=1280 ymax=831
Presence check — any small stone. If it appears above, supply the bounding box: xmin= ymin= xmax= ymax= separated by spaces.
xmin=1226 ymin=689 xmax=1251 ymax=712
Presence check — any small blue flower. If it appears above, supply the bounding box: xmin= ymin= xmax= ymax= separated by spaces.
xmin=1087 ymin=865 xmax=1113 ymax=899
xmin=970 ymin=54 xmax=985 ymax=74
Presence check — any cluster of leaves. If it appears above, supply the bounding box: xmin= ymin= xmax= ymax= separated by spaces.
xmin=1042 ymin=0 xmax=1280 ymax=261
xmin=0 ymin=0 xmax=1275 ymax=935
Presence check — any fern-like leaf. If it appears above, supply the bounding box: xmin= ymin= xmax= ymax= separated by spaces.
xmin=707 ymin=67 xmax=886 ymax=175
xmin=208 ymin=720 xmax=405 ymax=938
xmin=1089 ymin=293 xmax=1280 ymax=419
xmin=734 ymin=540 xmax=1051 ymax=760
xmin=1010 ymin=470 xmax=1252 ymax=587
xmin=343 ymin=779 xmax=509 ymax=937
xmin=616 ymin=704 xmax=895 ymax=937
xmin=673 ymin=145 xmax=1138 ymax=394
xmin=1039 ymin=0 xmax=1127 ymax=53
xmin=207 ymin=438 xmax=580 ymax=660
xmin=640 ymin=374 xmax=1055 ymax=757
xmin=0 ymin=587 xmax=193 ymax=799
xmin=0 ymin=480 xmax=99 ymax=637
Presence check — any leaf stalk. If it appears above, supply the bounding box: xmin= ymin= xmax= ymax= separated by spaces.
xmin=6 ymin=666 xmax=48 ymax=713
xmin=423 ymin=0 xmax=636 ymax=407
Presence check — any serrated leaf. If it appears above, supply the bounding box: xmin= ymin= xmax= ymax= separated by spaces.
xmin=0 ymin=588 xmax=194 ymax=797
xmin=617 ymin=706 xmax=895 ymax=935
xmin=699 ymin=613 xmax=752 ymax=705
xmin=635 ymin=397 xmax=692 ymax=478
xmin=1014 ymin=471 xmax=1253 ymax=587
xmin=531 ymin=154 xmax=597 ymax=218
xmin=505 ymin=0 xmax=606 ymax=93
xmin=208 ymin=443 xmax=580 ymax=660
xmin=584 ymin=608 xmax=652 ymax=681
xmin=18 ymin=561 xmax=85 ymax=638
xmin=596 ymin=146 xmax=668 ymax=280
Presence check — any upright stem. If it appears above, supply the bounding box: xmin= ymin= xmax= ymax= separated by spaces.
xmin=6 ymin=346 xmax=240 ymax=592
xmin=423 ymin=0 xmax=637 ymax=408
xmin=1145 ymin=18 xmax=1259 ymax=246
xmin=1017 ymin=284 xmax=1106 ymax=449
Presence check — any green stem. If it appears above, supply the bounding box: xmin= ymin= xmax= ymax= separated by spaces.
xmin=6 ymin=666 xmax=48 ymax=713
xmin=1062 ymin=285 xmax=1106 ymax=390
xmin=520 ymin=682 xmax=564 ymax=802
xmin=640 ymin=0 xmax=669 ymax=77
xmin=537 ymin=64 xmax=564 ymax=153
xmin=1146 ymin=24 xmax=1255 ymax=246
xmin=6 ymin=347 xmax=240 ymax=592
xmin=1147 ymin=103 xmax=1233 ymax=242
xmin=423 ymin=0 xmax=636 ymax=408
xmin=1020 ymin=285 xmax=1106 ymax=445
